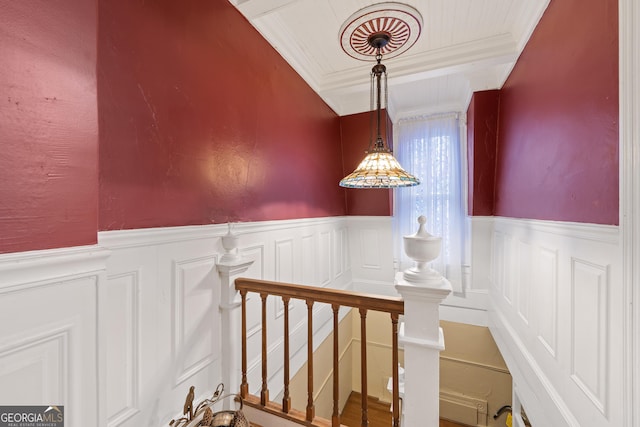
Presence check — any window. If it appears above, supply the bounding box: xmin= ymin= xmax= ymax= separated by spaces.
xmin=393 ymin=113 xmax=465 ymax=293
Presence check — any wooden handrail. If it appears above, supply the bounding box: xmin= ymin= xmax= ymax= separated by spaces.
xmin=236 ymin=277 xmax=404 ymax=427
xmin=235 ymin=278 xmax=404 ymax=313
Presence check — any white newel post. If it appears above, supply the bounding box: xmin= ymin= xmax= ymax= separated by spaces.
xmin=216 ymin=224 xmax=253 ymax=406
xmin=395 ymin=216 xmax=452 ymax=427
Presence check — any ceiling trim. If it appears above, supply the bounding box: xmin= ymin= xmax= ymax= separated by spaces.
xmin=323 ymin=34 xmax=518 ymax=90
xmin=230 ymin=0 xmax=299 ymax=20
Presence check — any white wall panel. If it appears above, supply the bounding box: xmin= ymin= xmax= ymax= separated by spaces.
xmin=275 ymin=239 xmax=294 ymax=284
xmin=333 ymin=227 xmax=345 ymax=280
xmin=492 ymin=231 xmax=505 ymax=295
xmin=301 ymin=234 xmax=315 ymax=286
xmin=516 ymin=241 xmax=532 ymax=325
xmin=536 ymin=247 xmax=558 ymax=358
xmin=570 ymin=258 xmax=608 ymax=414
xmin=319 ymin=230 xmax=332 ymax=286
xmin=0 ymin=326 xmax=68 ymax=405
xmin=488 ymin=217 xmax=622 ymax=427
xmin=502 ymin=235 xmax=515 ymax=306
xmin=172 ymin=255 xmax=218 ymax=386
xmin=99 ymin=217 xmax=351 ymax=425
xmin=106 ymin=271 xmax=140 ymax=426
xmin=346 ymin=217 xmax=396 ymax=294
xmin=0 ymin=246 xmax=108 ymax=427
xmin=359 ymin=228 xmax=382 ymax=270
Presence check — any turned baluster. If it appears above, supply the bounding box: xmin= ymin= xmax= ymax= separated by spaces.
xmin=306 ymin=299 xmax=315 ymax=421
xmin=240 ymin=290 xmax=248 ymax=398
xmin=282 ymin=297 xmax=291 ymax=413
xmin=331 ymin=304 xmax=341 ymax=427
xmin=360 ymin=308 xmax=368 ymax=427
xmin=260 ymin=293 xmax=269 ymax=405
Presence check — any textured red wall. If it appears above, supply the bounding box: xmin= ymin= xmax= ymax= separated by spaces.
xmin=0 ymin=1 xmax=98 ymax=254
xmin=495 ymin=0 xmax=618 ymax=224
xmin=340 ymin=111 xmax=393 ymax=216
xmin=98 ymin=0 xmax=346 ymax=230
xmin=467 ymin=90 xmax=500 ymax=216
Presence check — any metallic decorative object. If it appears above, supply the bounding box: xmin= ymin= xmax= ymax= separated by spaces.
xmin=184 ymin=385 xmax=195 ymax=420
xmin=201 ymin=407 xmax=213 ymax=426
xmin=169 ymin=384 xmax=224 ymax=427
xmin=169 ymin=384 xmax=249 ymax=427
xmin=339 ymin=3 xmax=421 ymax=189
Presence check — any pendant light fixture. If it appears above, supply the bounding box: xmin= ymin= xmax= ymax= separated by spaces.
xmin=338 ymin=3 xmax=422 ymax=189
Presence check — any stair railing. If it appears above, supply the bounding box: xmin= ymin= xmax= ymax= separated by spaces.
xmin=234 ymin=277 xmax=404 ymax=427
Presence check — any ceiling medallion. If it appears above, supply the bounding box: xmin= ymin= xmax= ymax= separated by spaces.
xmin=339 ymin=2 xmax=423 ymax=61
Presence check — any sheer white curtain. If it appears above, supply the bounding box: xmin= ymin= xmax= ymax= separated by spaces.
xmin=393 ymin=113 xmax=465 ymax=292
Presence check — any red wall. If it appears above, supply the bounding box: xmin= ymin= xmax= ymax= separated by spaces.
xmin=495 ymin=0 xmax=618 ymax=224
xmin=467 ymin=90 xmax=500 ymax=216
xmin=339 ymin=112 xmax=393 ymax=216
xmin=98 ymin=0 xmax=346 ymax=230
xmin=0 ymin=1 xmax=98 ymax=254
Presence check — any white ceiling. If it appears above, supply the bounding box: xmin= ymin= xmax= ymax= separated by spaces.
xmin=230 ymin=0 xmax=550 ymax=119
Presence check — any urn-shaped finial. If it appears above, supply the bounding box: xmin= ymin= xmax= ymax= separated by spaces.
xmin=402 ymin=215 xmax=443 ymax=285
xmin=220 ymin=223 xmax=240 ymax=262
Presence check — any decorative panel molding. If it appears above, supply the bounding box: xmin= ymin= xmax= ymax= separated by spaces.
xmin=333 ymin=227 xmax=345 ymax=280
xmin=502 ymin=235 xmax=515 ymax=306
xmin=0 ymin=247 xmax=104 ymax=426
xmin=0 ymin=327 xmax=69 ymax=405
xmin=319 ymin=231 xmax=332 ymax=286
xmin=3 ymin=217 xmax=354 ymax=427
xmin=359 ymin=228 xmax=382 ymax=270
xmin=240 ymin=244 xmax=266 ymax=280
xmin=301 ymin=234 xmax=316 ymax=286
xmin=346 ymin=217 xmax=395 ymax=287
xmin=106 ymin=271 xmax=140 ymax=426
xmin=537 ymin=247 xmax=558 ymax=358
xmin=492 ymin=231 xmax=505 ymax=294
xmin=570 ymin=258 xmax=608 ymax=414
xmin=172 ymin=255 xmax=218 ymax=386
xmin=274 ymin=239 xmax=294 ymax=283
xmin=488 ymin=217 xmax=622 ymax=427
xmin=516 ymin=240 xmax=532 ymax=325
xmin=274 ymin=239 xmax=294 ymax=318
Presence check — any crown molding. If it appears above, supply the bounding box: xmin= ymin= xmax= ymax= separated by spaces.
xmin=230 ymin=0 xmax=298 ymax=20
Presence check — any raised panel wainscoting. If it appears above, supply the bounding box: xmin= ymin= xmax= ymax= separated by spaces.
xmin=488 ymin=216 xmax=624 ymax=427
xmin=98 ymin=217 xmax=351 ymax=427
xmin=1 ymin=214 xmax=632 ymax=427
xmin=0 ymin=246 xmax=110 ymax=427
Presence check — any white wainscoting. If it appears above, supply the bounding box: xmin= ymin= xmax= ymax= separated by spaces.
xmin=98 ymin=217 xmax=351 ymax=427
xmin=488 ymin=217 xmax=624 ymax=427
xmin=0 ymin=246 xmax=110 ymax=427
xmin=347 ymin=216 xmax=491 ymax=326
xmin=346 ymin=216 xmax=396 ymax=295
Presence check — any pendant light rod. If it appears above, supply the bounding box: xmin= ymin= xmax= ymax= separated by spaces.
xmin=338 ymin=5 xmax=421 ymax=188
xmin=375 ymin=53 xmax=383 ymax=149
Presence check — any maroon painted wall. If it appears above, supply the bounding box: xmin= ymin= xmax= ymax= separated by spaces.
xmin=0 ymin=1 xmax=98 ymax=254
xmin=340 ymin=111 xmax=393 ymax=216
xmin=467 ymin=90 xmax=500 ymax=216
xmin=495 ymin=0 xmax=618 ymax=224
xmin=98 ymin=0 xmax=346 ymax=230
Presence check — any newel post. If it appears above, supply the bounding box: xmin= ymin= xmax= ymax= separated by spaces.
xmin=216 ymin=224 xmax=254 ymax=404
xmin=395 ymin=216 xmax=452 ymax=427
